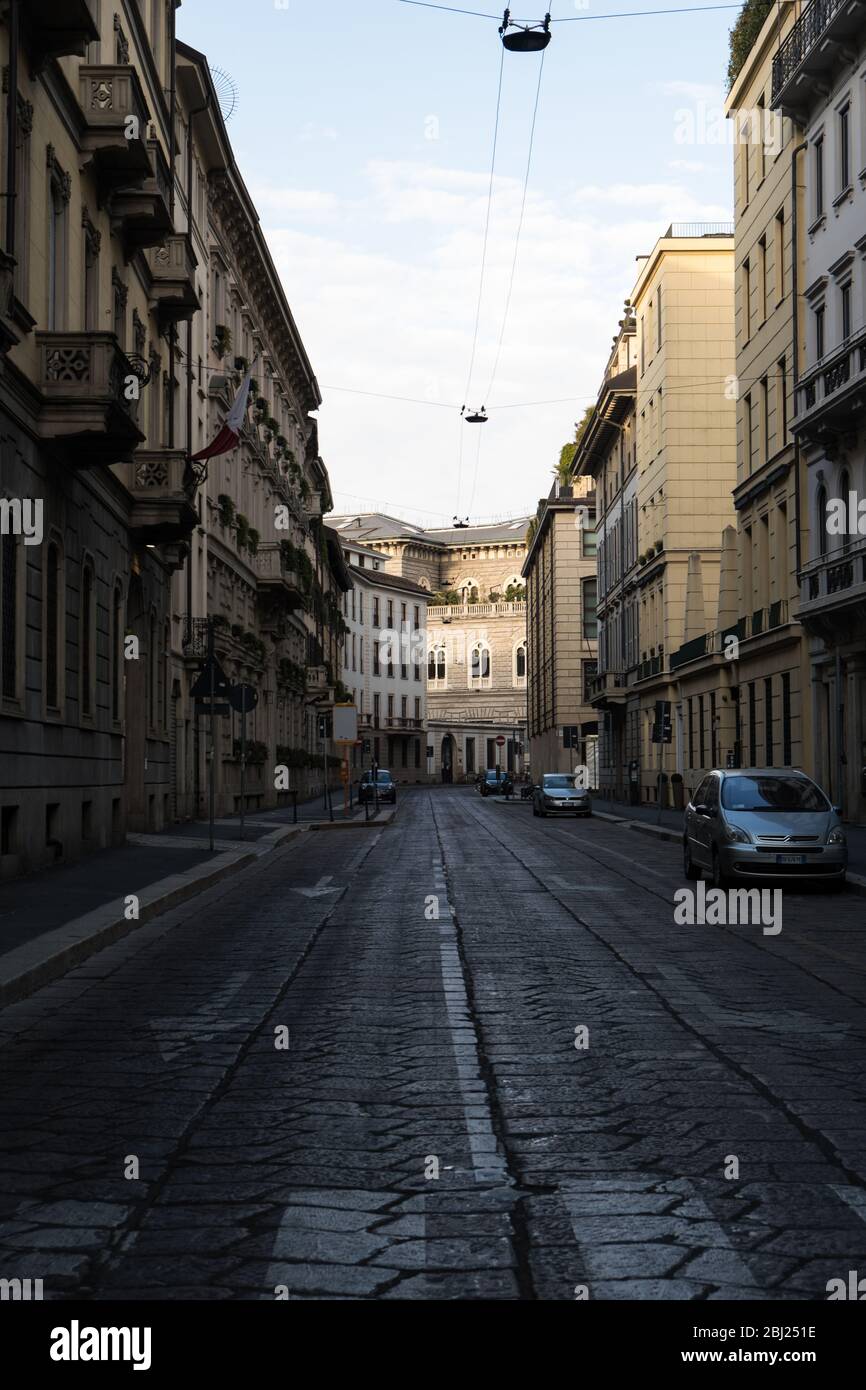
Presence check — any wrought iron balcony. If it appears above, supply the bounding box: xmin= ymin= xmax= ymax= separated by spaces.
xmin=670 ymin=632 xmax=711 ymax=670
xmin=77 ymin=66 xmax=152 ymax=192
xmin=145 ymin=235 xmax=199 ymax=323
xmin=36 ymin=331 xmax=145 ymax=467
xmin=111 ymin=139 xmax=172 ymax=252
xmin=24 ymin=0 xmax=99 ymax=64
xmin=799 ymin=539 xmax=866 ymax=631
xmin=771 ymin=0 xmax=865 ymax=114
xmin=794 ymin=326 xmax=866 ymax=435
xmin=123 ymin=450 xmax=198 ymax=546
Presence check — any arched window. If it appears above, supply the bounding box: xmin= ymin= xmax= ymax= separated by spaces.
xmin=148 ymin=609 xmax=157 ymax=729
xmin=817 ymin=485 xmax=828 ymax=556
xmin=838 ymin=469 xmax=850 ymax=546
xmin=428 ymin=643 xmax=447 ymax=687
xmin=456 ymin=576 xmax=480 ymax=604
xmin=502 ymin=574 xmax=526 ymax=602
xmin=469 ymin=640 xmax=491 ymax=688
xmin=111 ymin=582 xmax=123 ymax=723
xmin=1 ymin=530 xmax=18 ymax=702
xmin=514 ymin=639 xmax=527 ymax=686
xmin=80 ymin=562 xmax=94 ymax=718
xmin=45 ymin=541 xmax=62 ymax=711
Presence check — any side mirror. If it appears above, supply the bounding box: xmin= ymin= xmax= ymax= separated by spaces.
xmin=833 ymin=805 xmax=843 ymax=816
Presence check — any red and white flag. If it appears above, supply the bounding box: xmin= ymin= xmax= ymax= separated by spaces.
xmin=190 ymin=371 xmax=252 ymax=462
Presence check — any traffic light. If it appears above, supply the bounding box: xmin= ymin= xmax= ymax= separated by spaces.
xmin=652 ymin=700 xmax=672 ymax=744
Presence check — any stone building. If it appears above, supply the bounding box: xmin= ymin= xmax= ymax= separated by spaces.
xmin=771 ymin=0 xmax=866 ymax=822
xmin=338 ymin=536 xmax=428 ymax=778
xmin=522 ymin=477 xmax=598 ymax=779
xmin=0 ymin=10 xmax=346 ymax=881
xmin=330 ymin=514 xmax=530 ymax=781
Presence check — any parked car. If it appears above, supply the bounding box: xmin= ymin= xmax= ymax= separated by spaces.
xmin=479 ymin=768 xmax=513 ymax=798
xmin=683 ymin=768 xmax=847 ymax=888
xmin=358 ymin=769 xmax=397 ymax=804
xmin=533 ymin=773 xmax=592 ymax=817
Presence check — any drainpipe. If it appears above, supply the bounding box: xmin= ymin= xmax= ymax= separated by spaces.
xmin=166 ymin=3 xmax=179 ymax=451
xmin=185 ymin=86 xmax=212 ymax=629
xmin=791 ymin=139 xmax=806 ymax=578
xmin=4 ymin=0 xmax=20 ymax=256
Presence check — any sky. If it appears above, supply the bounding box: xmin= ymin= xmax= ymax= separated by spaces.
xmin=177 ymin=0 xmax=742 ymax=527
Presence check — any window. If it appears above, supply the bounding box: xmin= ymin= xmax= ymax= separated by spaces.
xmin=359 ymin=637 xmax=364 ymax=674
xmin=744 ymin=393 xmax=753 ymax=475
xmin=113 ymin=270 xmax=127 ymax=348
xmin=782 ymin=672 xmax=792 ymax=765
xmin=1 ymin=532 xmax=18 ymax=701
xmin=582 ymin=579 xmax=598 ymax=640
xmin=401 ymin=695 xmax=407 ymax=722
xmin=814 ymin=136 xmax=824 ymax=218
xmin=80 ymin=563 xmax=94 ymax=719
xmin=373 ymin=597 xmax=380 ymax=627
xmin=764 ymin=677 xmax=774 ymax=765
xmin=428 ymin=643 xmax=446 ymax=686
xmin=743 ymin=258 xmax=751 ymax=340
xmin=758 ymin=236 xmax=767 ymax=324
xmin=45 ymin=542 xmax=61 ymax=711
xmin=656 ymin=283 xmax=662 ymax=349
xmin=386 ymin=600 xmax=393 ymax=627
xmin=688 ymin=697 xmax=695 ymax=768
xmin=469 ymin=641 xmax=491 ymax=688
xmin=760 ymin=377 xmax=769 ymax=466
xmin=414 ymin=696 xmax=421 ymax=721
xmin=748 ymin=682 xmax=757 ymax=764
xmin=839 ymin=104 xmax=850 ymax=192
xmin=373 ymin=641 xmax=380 ymax=676
xmin=817 ymin=484 xmax=828 ymax=556
xmin=815 ymin=304 xmax=825 ymax=360
xmin=757 ymin=96 xmax=766 ymax=183
xmin=514 ymin=640 xmax=527 ymax=686
xmin=466 ymin=737 xmax=476 ymax=773
xmin=111 ymin=583 xmax=122 ymax=721
xmin=47 ymin=168 xmax=69 ymax=331
xmin=387 ymin=694 xmax=394 ymax=724
xmin=83 ymin=214 xmax=100 ymax=331
xmin=841 ymin=282 xmax=852 ymax=342
xmin=774 ymin=209 xmax=785 ymax=302
xmin=373 ymin=693 xmax=380 ymax=727
xmin=777 ymin=356 xmax=787 ymax=444
xmin=698 ymin=695 xmax=705 ymax=768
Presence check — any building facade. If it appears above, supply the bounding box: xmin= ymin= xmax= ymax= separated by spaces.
xmin=522 ymin=478 xmax=599 ymax=778
xmin=330 ymin=514 xmax=530 ymax=781
xmin=0 ymin=10 xmax=347 ymax=881
xmin=772 ymin=0 xmax=866 ymax=823
xmin=339 ymin=536 xmax=428 ymax=778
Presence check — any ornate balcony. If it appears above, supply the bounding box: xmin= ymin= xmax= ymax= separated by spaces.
xmin=254 ymin=543 xmax=305 ymax=608
xmin=771 ymin=0 xmax=866 ymax=115
xmin=36 ymin=331 xmax=145 ymax=467
xmin=110 ymin=140 xmax=172 ymax=252
xmin=305 ymin=665 xmax=332 ymax=700
xmin=24 ymin=0 xmax=99 ymax=65
xmin=794 ymin=327 xmax=866 ymax=439
xmin=0 ymin=249 xmax=20 ymax=354
xmin=77 ymin=66 xmax=152 ymax=193
xmin=799 ymin=539 xmax=866 ymax=639
xmin=145 ymin=235 xmax=199 ymax=324
xmin=122 ymin=450 xmax=198 ymax=547
xmin=590 ymin=670 xmax=628 ymax=706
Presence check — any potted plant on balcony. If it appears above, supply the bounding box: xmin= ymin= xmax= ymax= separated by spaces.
xmin=247 ymin=527 xmax=260 ymax=556
xmin=654 ymin=539 xmax=664 ymax=554
xmin=217 ymin=494 xmax=235 ymax=528
xmin=213 ymin=324 xmax=232 ymax=359
xmin=236 ymin=513 xmax=250 ymax=551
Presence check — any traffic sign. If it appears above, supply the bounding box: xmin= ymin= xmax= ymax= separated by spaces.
xmin=190 ymin=657 xmax=231 ymax=700
xmin=229 ymin=683 xmax=258 ymax=714
xmin=495 ymin=735 xmax=506 ymax=747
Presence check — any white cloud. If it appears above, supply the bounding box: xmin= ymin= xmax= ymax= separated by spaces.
xmin=258 ymin=159 xmax=732 ymax=519
xmin=251 ymin=187 xmax=340 ymax=216
xmin=651 ymin=79 xmax=723 ymax=103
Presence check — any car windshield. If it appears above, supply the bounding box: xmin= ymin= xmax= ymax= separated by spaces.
xmin=543 ymin=776 xmax=574 ymax=789
xmin=486 ymin=770 xmax=504 ymax=780
xmin=721 ymin=775 xmax=830 ymax=813
xmin=363 ymin=771 xmax=391 ymax=783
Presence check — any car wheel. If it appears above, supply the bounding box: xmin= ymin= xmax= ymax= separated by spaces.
xmin=683 ymin=838 xmax=700 ymax=881
xmin=711 ymin=847 xmax=729 ymax=890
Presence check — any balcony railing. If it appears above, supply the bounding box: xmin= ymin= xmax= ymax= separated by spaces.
xmin=427 ymin=601 xmax=526 ymax=619
xmin=671 ymin=602 xmax=791 ymax=669
xmin=670 ymin=633 xmax=710 ymax=670
xmin=78 ymin=66 xmax=153 ymax=192
xmin=801 ymin=539 xmax=866 ymax=610
xmin=124 ymin=450 xmax=197 ymax=550
xmin=795 ymin=327 xmax=866 ymax=432
xmin=664 ymin=222 xmax=733 ymax=238
xmin=637 ymin=651 xmax=664 ymax=681
xmin=36 ymin=331 xmax=145 ymax=467
xmin=145 ymin=235 xmax=199 ymax=323
xmin=771 ymin=0 xmax=864 ymax=111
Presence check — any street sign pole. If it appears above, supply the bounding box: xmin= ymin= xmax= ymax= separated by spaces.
xmin=208 ymin=620 xmax=215 ymax=853
xmin=239 ymin=702 xmax=246 ymax=843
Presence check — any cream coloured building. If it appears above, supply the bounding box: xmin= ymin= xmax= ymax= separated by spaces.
xmin=331 ymin=514 xmax=530 ymax=780
xmin=522 ymin=478 xmax=598 ymax=778
xmin=627 ymin=225 xmax=738 ymax=805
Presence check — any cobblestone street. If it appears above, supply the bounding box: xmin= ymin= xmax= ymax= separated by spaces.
xmin=2 ymin=788 xmax=866 ymax=1301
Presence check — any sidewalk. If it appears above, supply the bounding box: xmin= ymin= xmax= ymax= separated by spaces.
xmin=590 ymin=793 xmax=866 ymax=879
xmin=0 ymin=794 xmax=393 ymax=1008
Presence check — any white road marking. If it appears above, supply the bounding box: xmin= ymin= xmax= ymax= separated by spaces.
xmin=292 ymin=876 xmax=341 ymax=899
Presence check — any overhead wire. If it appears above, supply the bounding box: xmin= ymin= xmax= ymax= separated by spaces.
xmin=396 ymin=1 xmax=742 ymax=22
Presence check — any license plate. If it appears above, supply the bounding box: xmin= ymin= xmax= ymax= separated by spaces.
xmin=775 ymin=854 xmax=806 ymax=864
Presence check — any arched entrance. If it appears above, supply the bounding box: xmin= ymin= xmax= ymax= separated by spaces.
xmin=441 ymin=734 xmax=454 ymax=784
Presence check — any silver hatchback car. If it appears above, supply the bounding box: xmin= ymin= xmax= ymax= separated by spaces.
xmin=683 ymin=768 xmax=847 ymax=889
xmin=533 ymin=773 xmax=592 ymax=818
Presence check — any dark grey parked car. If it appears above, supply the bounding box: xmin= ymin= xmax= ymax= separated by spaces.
xmin=358 ymin=769 xmax=397 ymax=804
xmin=533 ymin=773 xmax=592 ymax=818
xmin=683 ymin=768 xmax=847 ymax=888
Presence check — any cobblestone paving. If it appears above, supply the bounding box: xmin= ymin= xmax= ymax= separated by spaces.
xmin=1 ymin=789 xmax=866 ymax=1300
